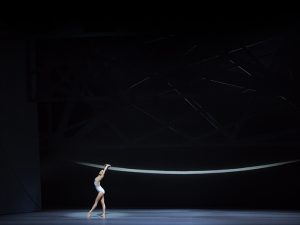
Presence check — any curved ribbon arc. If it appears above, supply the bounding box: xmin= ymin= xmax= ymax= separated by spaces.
xmin=74 ymin=160 xmax=300 ymax=175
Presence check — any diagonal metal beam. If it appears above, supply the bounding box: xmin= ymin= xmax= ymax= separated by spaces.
xmin=128 ymin=77 xmax=150 ymax=89
xmin=131 ymin=104 xmax=194 ymax=141
xmin=167 ymin=81 xmax=233 ymax=141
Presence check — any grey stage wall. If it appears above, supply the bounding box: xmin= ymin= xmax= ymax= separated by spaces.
xmin=0 ymin=39 xmax=41 ymax=214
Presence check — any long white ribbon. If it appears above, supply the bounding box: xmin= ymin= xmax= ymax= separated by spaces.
xmin=74 ymin=160 xmax=300 ymax=175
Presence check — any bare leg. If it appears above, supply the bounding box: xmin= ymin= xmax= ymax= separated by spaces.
xmin=100 ymin=196 xmax=106 ymax=218
xmin=87 ymin=192 xmax=104 ymax=218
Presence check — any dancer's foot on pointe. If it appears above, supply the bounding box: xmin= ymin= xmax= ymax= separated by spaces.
xmin=87 ymin=212 xmax=92 ymax=219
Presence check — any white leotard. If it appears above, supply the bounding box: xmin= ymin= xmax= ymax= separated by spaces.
xmin=94 ymin=179 xmax=105 ymax=193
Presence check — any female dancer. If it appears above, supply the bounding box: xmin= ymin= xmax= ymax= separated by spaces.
xmin=87 ymin=164 xmax=111 ymax=219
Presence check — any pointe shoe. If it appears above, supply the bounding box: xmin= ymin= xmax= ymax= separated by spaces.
xmin=87 ymin=212 xmax=91 ymax=219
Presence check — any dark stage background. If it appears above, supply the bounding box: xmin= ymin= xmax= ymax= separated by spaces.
xmin=0 ymin=39 xmax=41 ymax=214
xmin=1 ymin=16 xmax=300 ymax=213
xmin=35 ymin=29 xmax=300 ymax=209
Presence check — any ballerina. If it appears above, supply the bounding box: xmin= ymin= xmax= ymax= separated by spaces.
xmin=87 ymin=164 xmax=111 ymax=219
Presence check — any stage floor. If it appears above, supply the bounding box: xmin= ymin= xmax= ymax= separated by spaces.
xmin=0 ymin=209 xmax=299 ymax=225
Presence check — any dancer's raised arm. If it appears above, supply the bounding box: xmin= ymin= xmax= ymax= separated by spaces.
xmin=100 ymin=164 xmax=111 ymax=176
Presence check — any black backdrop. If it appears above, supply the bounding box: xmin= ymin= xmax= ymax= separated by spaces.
xmin=0 ymin=39 xmax=41 ymax=214
xmin=35 ymin=29 xmax=300 ymax=209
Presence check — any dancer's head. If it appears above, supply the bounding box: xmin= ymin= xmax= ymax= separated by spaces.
xmin=99 ymin=170 xmax=104 ymax=175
